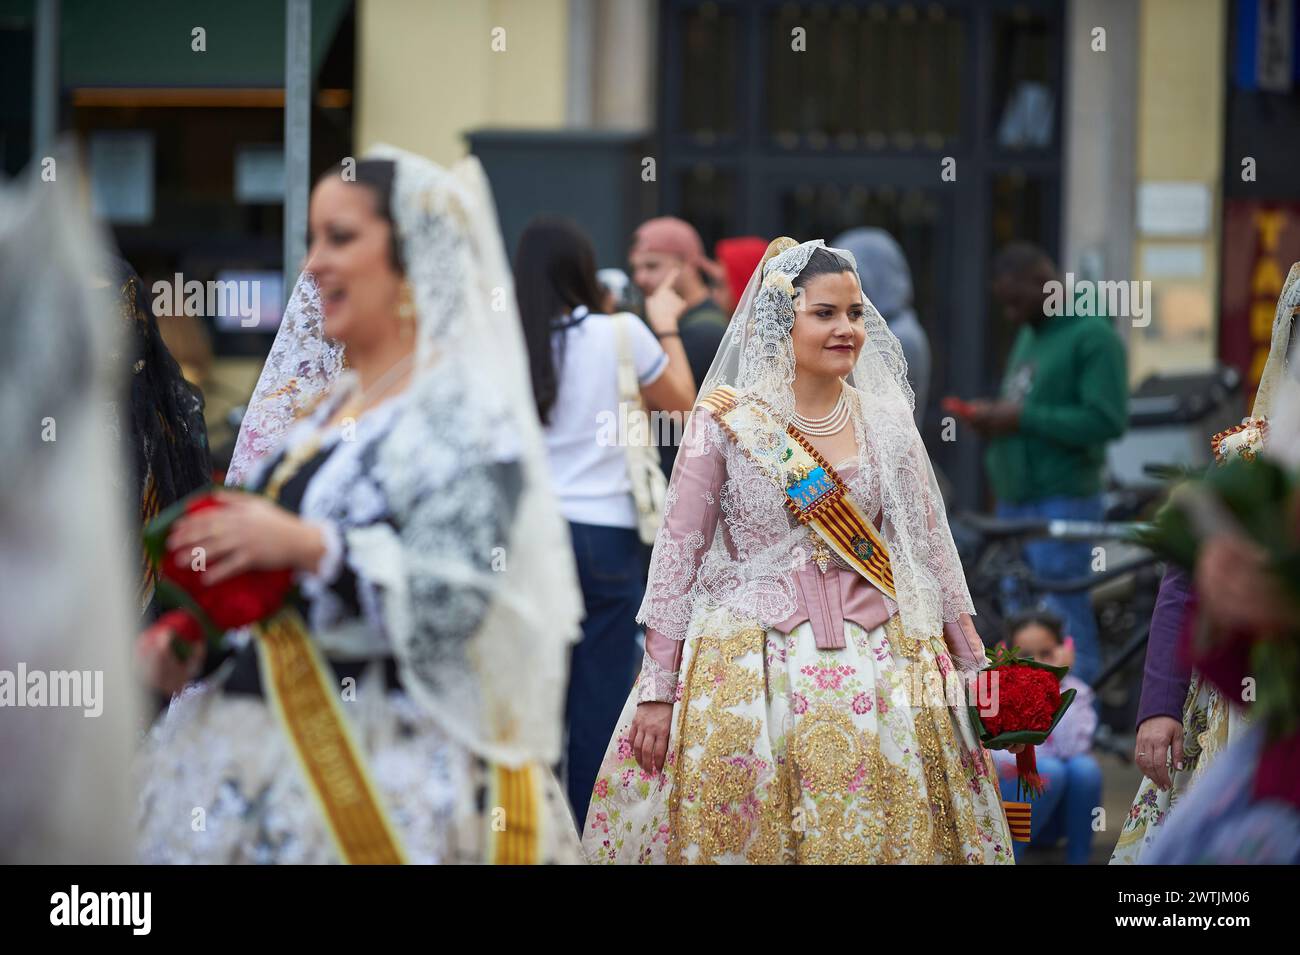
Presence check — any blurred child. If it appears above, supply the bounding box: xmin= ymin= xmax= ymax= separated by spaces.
xmin=994 ymin=611 xmax=1101 ymax=864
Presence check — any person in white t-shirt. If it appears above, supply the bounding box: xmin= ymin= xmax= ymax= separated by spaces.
xmin=514 ymin=218 xmax=695 ymax=824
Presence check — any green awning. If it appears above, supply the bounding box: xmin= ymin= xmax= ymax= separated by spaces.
xmin=7 ymin=0 xmax=351 ymax=88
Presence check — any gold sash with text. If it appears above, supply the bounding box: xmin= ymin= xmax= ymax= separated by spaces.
xmin=256 ymin=609 xmax=409 ymax=864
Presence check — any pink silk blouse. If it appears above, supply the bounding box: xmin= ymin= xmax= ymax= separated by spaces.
xmin=640 ymin=462 xmax=986 ymax=701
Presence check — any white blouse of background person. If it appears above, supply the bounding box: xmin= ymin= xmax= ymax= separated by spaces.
xmin=544 ymin=306 xmax=670 ymax=529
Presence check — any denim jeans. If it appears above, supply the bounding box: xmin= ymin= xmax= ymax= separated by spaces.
xmin=563 ymin=521 xmax=646 ymax=829
xmin=998 ymin=753 xmax=1103 ymax=864
xmin=996 ymin=494 xmax=1104 ymax=686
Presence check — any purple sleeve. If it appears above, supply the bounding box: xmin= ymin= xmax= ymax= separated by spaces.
xmin=1135 ymin=564 xmax=1194 ymax=728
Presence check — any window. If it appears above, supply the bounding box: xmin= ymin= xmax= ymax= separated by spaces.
xmin=765 ymin=3 xmax=964 ymax=151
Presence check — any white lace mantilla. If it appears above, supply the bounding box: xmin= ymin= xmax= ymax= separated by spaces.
xmin=221 ymin=146 xmax=583 ymax=766
xmin=227 ymin=274 xmax=342 ymax=488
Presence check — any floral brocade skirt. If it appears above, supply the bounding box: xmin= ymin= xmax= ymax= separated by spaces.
xmin=582 ymin=614 xmax=1015 ymax=864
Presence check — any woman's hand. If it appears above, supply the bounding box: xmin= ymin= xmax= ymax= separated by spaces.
xmin=631 ymin=701 xmax=673 ymax=774
xmin=166 ymin=490 xmax=326 ymax=586
xmin=135 ymin=621 xmax=205 ymax=696
xmin=639 ymin=265 xmax=697 ymax=414
xmin=1135 ymin=715 xmax=1184 ymax=789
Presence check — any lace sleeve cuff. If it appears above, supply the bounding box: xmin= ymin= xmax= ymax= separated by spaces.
xmin=637 ymin=652 xmax=679 ymax=703
xmin=942 ymin=614 xmax=988 ymax=673
xmin=297 ymin=519 xmax=345 ymax=588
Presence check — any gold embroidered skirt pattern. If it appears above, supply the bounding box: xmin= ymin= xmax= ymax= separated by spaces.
xmin=583 ymin=612 xmax=1014 ymax=864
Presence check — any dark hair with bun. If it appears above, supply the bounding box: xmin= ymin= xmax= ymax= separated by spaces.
xmin=793 ymin=246 xmax=856 ymax=292
xmin=316 ymin=159 xmax=404 ymax=273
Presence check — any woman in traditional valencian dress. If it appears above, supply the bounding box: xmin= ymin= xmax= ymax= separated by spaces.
xmin=135 ymin=147 xmax=584 ymax=864
xmin=583 ymin=238 xmax=1015 ymax=864
xmin=1111 ymin=262 xmax=1298 ymax=864
xmin=1144 ymin=279 xmax=1300 ymax=864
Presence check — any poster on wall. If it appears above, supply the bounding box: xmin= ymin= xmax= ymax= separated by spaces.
xmin=235 ymin=146 xmax=286 ymax=204
xmin=1236 ymin=0 xmax=1299 ymax=92
xmin=1220 ymin=199 xmax=1300 ymax=408
xmin=88 ymin=131 xmax=154 ymax=225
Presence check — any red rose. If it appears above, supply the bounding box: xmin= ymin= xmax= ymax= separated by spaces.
xmin=981 ymin=664 xmax=1061 ymax=737
xmin=975 ymin=659 xmax=1068 ymax=798
xmin=158 ymin=494 xmax=293 ymax=629
xmin=156 ymin=608 xmax=204 ymax=646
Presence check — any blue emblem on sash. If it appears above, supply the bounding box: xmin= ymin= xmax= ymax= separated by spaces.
xmin=786 ymin=465 xmax=835 ymax=509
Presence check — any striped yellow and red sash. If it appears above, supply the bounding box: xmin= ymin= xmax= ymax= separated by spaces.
xmin=1003 ymin=800 xmax=1032 ymax=842
xmin=698 ymin=386 xmax=897 ymax=600
xmin=256 ymin=609 xmax=409 ymax=864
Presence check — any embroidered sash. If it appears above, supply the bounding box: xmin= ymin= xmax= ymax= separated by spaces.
xmin=485 ymin=764 xmax=544 ymax=864
xmin=256 ymin=609 xmax=409 ymax=864
xmin=698 ymin=386 xmax=897 ymax=603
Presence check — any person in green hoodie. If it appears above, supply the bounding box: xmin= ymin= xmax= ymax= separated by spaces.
xmin=965 ymin=242 xmax=1128 ymax=686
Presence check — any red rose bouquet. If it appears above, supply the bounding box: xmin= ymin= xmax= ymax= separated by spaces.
xmin=968 ymin=645 xmax=1076 ymax=799
xmin=143 ymin=490 xmax=295 ymax=659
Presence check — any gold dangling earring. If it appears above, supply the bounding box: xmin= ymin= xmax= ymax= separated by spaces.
xmin=397 ymin=279 xmax=416 ymax=338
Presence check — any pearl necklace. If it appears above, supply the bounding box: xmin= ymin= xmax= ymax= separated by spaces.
xmin=792 ymin=389 xmax=850 ymax=436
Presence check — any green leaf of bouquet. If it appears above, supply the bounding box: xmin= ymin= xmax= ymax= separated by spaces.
xmin=154 ymin=577 xmax=192 ymax=612
xmin=1251 ymin=641 xmax=1300 ymax=740
xmin=142 ymin=494 xmax=194 ymax=565
xmin=981 ymin=729 xmax=1050 ymax=747
xmin=1211 ymin=458 xmax=1293 ymax=550
xmin=1272 ymin=550 xmax=1300 ymax=609
xmin=153 ymin=578 xmax=221 ymax=643
xmin=1045 ymin=687 xmax=1078 ymax=736
xmin=1141 ymin=494 xmax=1200 ymax=569
xmin=1015 ymin=658 xmax=1071 ymax=680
